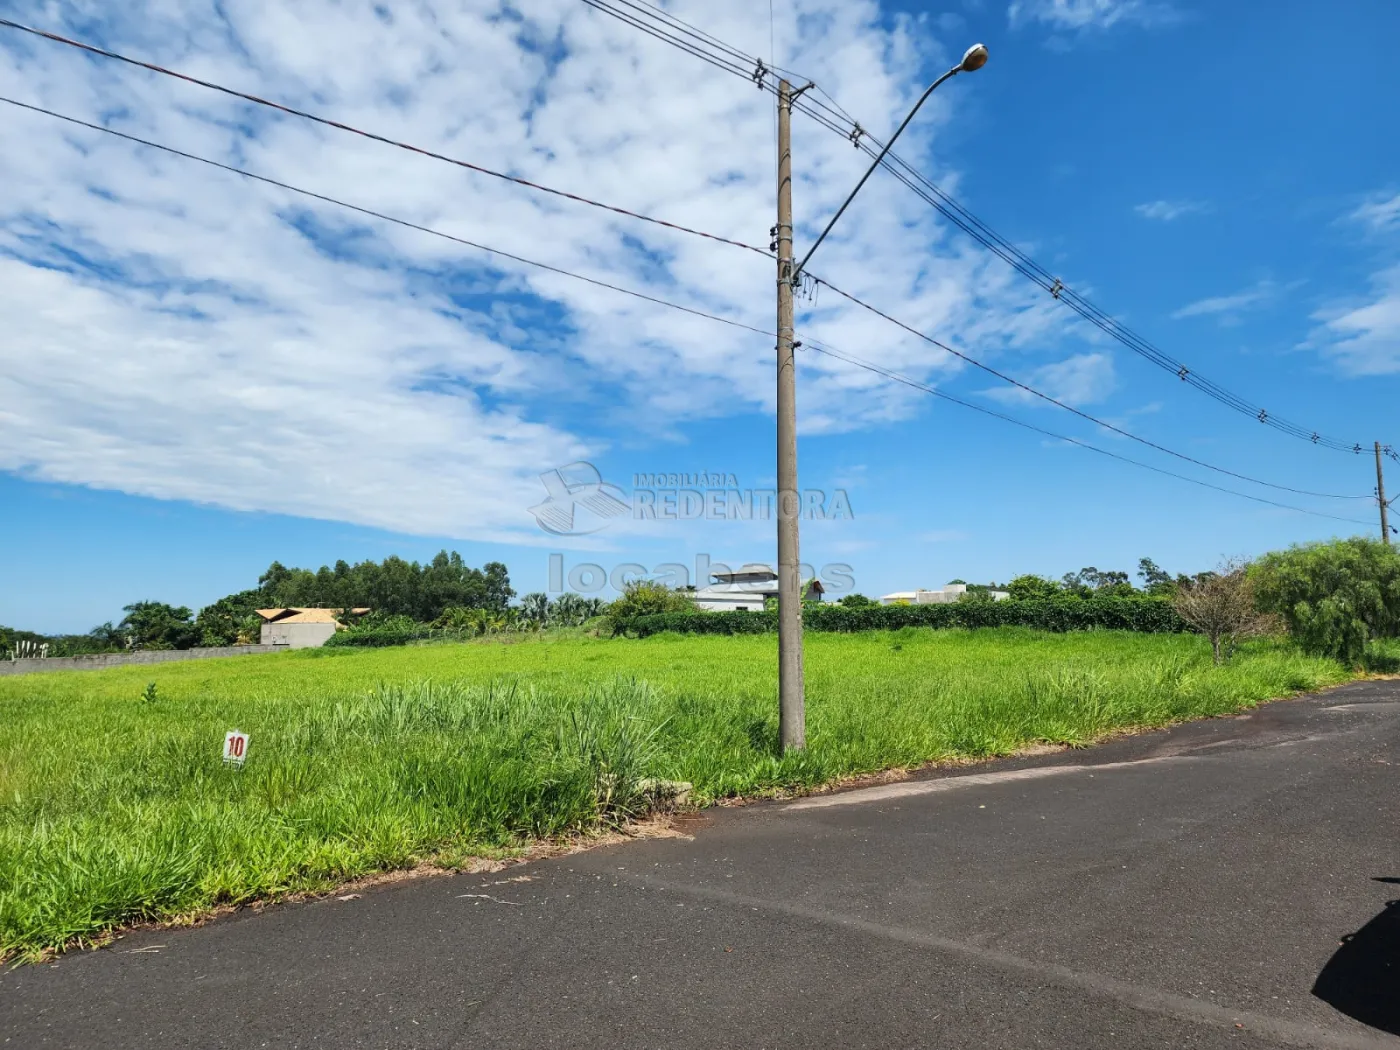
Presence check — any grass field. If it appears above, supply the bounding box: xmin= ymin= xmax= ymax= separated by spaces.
xmin=0 ymin=628 xmax=1355 ymax=959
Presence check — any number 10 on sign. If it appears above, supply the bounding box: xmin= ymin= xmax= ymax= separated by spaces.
xmin=223 ymin=730 xmax=249 ymax=766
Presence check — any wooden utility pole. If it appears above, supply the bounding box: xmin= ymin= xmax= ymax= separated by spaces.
xmin=1377 ymin=441 xmax=1390 ymax=545
xmin=775 ymin=80 xmax=805 ymax=751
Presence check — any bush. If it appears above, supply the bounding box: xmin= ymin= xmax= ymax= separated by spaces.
xmin=1006 ymin=574 xmax=1061 ymax=601
xmin=1171 ymin=560 xmax=1277 ymax=665
xmin=1252 ymin=537 xmax=1400 ymax=663
xmin=618 ymin=596 xmax=1185 ymax=638
xmin=324 ymin=627 xmax=437 ymax=648
xmin=604 ymin=581 xmax=696 ymax=622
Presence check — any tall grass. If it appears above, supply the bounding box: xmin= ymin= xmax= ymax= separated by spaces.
xmin=0 ymin=629 xmax=1351 ymax=959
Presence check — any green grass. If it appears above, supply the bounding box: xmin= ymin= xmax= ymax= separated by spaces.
xmin=0 ymin=628 xmax=1353 ymax=960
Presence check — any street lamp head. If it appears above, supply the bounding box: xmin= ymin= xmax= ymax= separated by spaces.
xmin=959 ymin=43 xmax=989 ymax=72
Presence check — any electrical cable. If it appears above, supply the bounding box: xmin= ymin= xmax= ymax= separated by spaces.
xmin=0 ymin=16 xmax=772 ymax=259
xmin=792 ymin=98 xmax=1374 ymax=453
xmin=602 ymin=0 xmax=757 ymax=65
xmin=0 ymin=96 xmax=772 ymax=339
xmin=800 ymin=339 xmax=1378 ymax=528
xmin=806 ymin=273 xmax=1371 ymax=500
xmin=4 ymin=92 xmax=1375 ymax=523
xmin=568 ymin=0 xmax=1383 ymax=455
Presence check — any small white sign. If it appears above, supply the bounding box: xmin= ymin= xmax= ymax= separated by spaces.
xmin=223 ymin=729 xmax=250 ymax=765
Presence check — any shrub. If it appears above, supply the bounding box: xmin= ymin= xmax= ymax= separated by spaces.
xmin=324 ymin=627 xmax=435 ymax=648
xmin=837 ymin=593 xmax=876 ymax=608
xmin=1251 ymin=537 xmax=1400 ymax=663
xmin=1006 ymin=574 xmax=1062 ymax=601
xmin=618 ymin=595 xmax=1185 ymax=638
xmin=604 ymin=581 xmax=696 ymax=622
xmin=1171 ymin=560 xmax=1277 ymax=664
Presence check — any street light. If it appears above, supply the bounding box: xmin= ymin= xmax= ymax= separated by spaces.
xmin=792 ymin=43 xmax=989 ymax=283
xmin=771 ymin=45 xmax=987 ymax=753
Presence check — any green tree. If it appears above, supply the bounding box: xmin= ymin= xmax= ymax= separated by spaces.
xmin=837 ymin=593 xmax=876 ymax=608
xmin=482 ymin=562 xmax=515 ymax=613
xmin=519 ymin=592 xmax=550 ymax=625
xmin=194 ymin=588 xmax=265 ymax=646
xmin=1006 ymin=574 xmax=1061 ymax=601
xmin=250 ymin=551 xmax=514 ymax=622
xmin=606 ymin=580 xmax=695 ymax=620
xmin=1137 ymin=557 xmax=1176 ymax=596
xmin=119 ymin=601 xmax=199 ymax=650
xmin=1062 ymin=567 xmax=1134 ymax=598
xmin=1252 ymin=537 xmax=1400 ymax=663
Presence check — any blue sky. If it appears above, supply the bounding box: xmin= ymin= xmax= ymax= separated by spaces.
xmin=2 ymin=0 xmax=1398 ymax=634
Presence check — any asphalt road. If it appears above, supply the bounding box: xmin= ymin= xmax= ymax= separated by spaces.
xmin=3 ymin=679 xmax=1398 ymax=1049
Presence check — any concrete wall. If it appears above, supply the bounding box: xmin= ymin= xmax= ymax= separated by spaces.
xmin=260 ymin=621 xmax=337 ymax=649
xmin=0 ymin=645 xmax=287 ymax=677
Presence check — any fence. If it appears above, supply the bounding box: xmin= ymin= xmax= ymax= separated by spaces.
xmin=0 ymin=644 xmax=287 ymax=677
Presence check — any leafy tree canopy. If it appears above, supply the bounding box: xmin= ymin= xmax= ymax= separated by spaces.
xmin=1252 ymin=537 xmax=1400 ymax=663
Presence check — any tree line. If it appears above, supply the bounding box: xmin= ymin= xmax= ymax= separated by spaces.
xmin=1 ymin=551 xmax=516 ymax=656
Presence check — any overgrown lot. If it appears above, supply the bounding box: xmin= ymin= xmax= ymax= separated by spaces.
xmin=0 ymin=629 xmax=1355 ymax=959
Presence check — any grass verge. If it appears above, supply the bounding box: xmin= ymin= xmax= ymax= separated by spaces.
xmin=0 ymin=628 xmax=1354 ymax=960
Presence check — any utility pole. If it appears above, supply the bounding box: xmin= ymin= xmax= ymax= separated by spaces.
xmin=1377 ymin=441 xmax=1390 ymax=546
xmin=769 ymin=47 xmax=987 ymax=752
xmin=775 ymin=79 xmax=805 ymax=752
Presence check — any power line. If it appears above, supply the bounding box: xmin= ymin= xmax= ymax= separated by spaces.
xmin=5 ymin=94 xmax=1371 ymax=524
xmin=0 ymin=95 xmax=772 ymax=340
xmin=824 ymin=130 xmax=1372 ymax=454
xmin=594 ymin=0 xmax=756 ymax=66
xmin=805 ymin=274 xmax=1371 ymax=500
xmin=576 ymin=0 xmax=755 ymax=80
xmin=0 ymin=16 xmax=772 ymax=259
xmin=801 ymin=339 xmax=1377 ymax=528
xmin=570 ymin=0 xmax=1382 ymax=456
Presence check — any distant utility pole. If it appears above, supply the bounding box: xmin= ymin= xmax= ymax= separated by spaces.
xmin=775 ymin=79 xmax=805 ymax=752
xmin=1377 ymin=441 xmax=1390 ymax=546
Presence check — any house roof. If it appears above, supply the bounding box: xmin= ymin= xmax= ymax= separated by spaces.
xmin=256 ymin=607 xmax=370 ymax=623
xmin=712 ymin=568 xmax=778 ymax=583
xmin=694 ymin=580 xmax=823 ymax=600
xmin=277 ymin=609 xmax=343 ymax=624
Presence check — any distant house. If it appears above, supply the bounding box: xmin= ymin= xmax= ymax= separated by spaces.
xmin=879 ymin=584 xmax=1008 ymax=606
xmin=692 ymin=566 xmax=823 ymax=612
xmin=256 ymin=607 xmax=370 ymax=648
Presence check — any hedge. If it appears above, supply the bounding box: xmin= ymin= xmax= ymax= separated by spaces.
xmin=617 ymin=596 xmax=1187 ymax=638
xmin=322 ymin=628 xmax=472 ymax=648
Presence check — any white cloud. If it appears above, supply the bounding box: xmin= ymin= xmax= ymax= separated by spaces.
xmin=1171 ymin=280 xmax=1277 ymax=320
xmin=983 ymin=352 xmax=1116 ymax=407
xmin=1134 ymin=199 xmax=1206 ymax=222
xmin=1008 ymin=0 xmax=1178 ymax=31
xmin=1349 ymin=191 xmax=1400 ymax=234
xmin=0 ymin=0 xmax=1070 ymax=540
xmin=1307 ymin=265 xmax=1400 ymax=376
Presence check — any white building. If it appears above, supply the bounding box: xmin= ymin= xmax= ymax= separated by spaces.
xmin=692 ymin=566 xmax=823 ymax=612
xmin=878 ymin=584 xmax=1009 ymax=605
